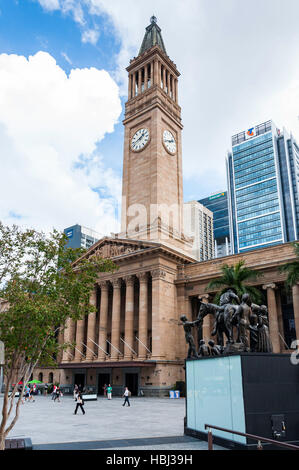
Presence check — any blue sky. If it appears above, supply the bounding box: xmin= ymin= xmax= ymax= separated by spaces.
xmin=1 ymin=0 xmax=299 ymax=235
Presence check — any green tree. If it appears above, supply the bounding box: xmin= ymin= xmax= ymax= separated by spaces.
xmin=0 ymin=222 xmax=116 ymax=450
xmin=206 ymin=259 xmax=262 ymax=304
xmin=279 ymin=242 xmax=299 ymax=288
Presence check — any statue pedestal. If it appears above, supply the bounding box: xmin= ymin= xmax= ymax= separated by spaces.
xmin=185 ymin=353 xmax=299 ymax=449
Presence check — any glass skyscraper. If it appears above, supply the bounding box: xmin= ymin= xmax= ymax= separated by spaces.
xmin=227 ymin=120 xmax=299 ymax=253
xmin=198 ymin=191 xmax=231 ymax=258
xmin=64 ymin=224 xmax=102 ymax=250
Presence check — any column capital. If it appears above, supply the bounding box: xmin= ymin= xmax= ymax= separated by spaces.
xmin=137 ymin=272 xmax=149 ymax=283
xmin=262 ymin=283 xmax=276 ymax=290
xmin=151 ymin=268 xmax=166 ymax=280
xmin=98 ymin=280 xmax=109 ymax=291
xmin=112 ymin=278 xmax=122 ymax=289
xmin=123 ymin=275 xmax=135 ymax=286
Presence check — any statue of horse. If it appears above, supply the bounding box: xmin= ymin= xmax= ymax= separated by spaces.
xmin=197 ymin=300 xmax=239 ymax=347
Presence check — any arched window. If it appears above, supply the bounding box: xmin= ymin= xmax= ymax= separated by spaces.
xmin=48 ymin=372 xmax=53 ymax=383
xmin=38 ymin=372 xmax=43 ymax=382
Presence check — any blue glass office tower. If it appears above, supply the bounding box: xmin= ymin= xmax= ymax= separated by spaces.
xmin=64 ymin=224 xmax=102 ymax=250
xmin=227 ymin=120 xmax=299 ymax=254
xmin=198 ymin=192 xmax=231 ymax=257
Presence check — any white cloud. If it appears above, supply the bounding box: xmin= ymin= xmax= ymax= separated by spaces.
xmin=81 ymin=28 xmax=100 ymax=45
xmin=80 ymin=0 xmax=299 ymax=197
xmin=61 ymin=51 xmax=72 ymax=65
xmin=37 ymin=0 xmax=60 ymax=11
xmin=0 ymin=51 xmax=122 ymax=235
xmin=34 ymin=0 xmax=299 ymax=202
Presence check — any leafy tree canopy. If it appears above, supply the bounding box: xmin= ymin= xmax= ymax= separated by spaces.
xmin=279 ymin=242 xmax=299 ymax=289
xmin=0 ymin=222 xmax=116 ymax=449
xmin=206 ymin=259 xmax=262 ymax=304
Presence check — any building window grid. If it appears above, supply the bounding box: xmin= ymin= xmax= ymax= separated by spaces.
xmin=235 ymin=167 xmax=276 ymax=188
xmin=238 ymin=223 xmax=282 ymax=240
xmin=238 ymin=212 xmax=281 ymax=229
xmin=234 ymin=156 xmax=275 ymax=177
xmin=234 ymin=153 xmax=275 ymax=174
xmin=239 ymin=238 xmax=283 ymax=250
xmin=237 ymin=198 xmax=280 ymax=215
xmin=237 ymin=191 xmax=279 ymax=210
xmin=236 ymin=186 xmax=278 ymax=205
xmin=238 ymin=206 xmax=280 ymax=222
xmin=238 ymin=222 xmax=282 ymax=238
xmin=233 ymin=143 xmax=273 ymax=164
xmin=236 ymin=178 xmax=277 ymax=197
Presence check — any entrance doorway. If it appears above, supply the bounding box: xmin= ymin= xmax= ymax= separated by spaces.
xmin=125 ymin=373 xmax=138 ymax=396
xmin=98 ymin=373 xmax=110 ymax=395
xmin=74 ymin=374 xmax=85 ymax=392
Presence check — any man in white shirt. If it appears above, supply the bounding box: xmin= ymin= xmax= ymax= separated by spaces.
xmin=122 ymin=387 xmax=130 ymax=407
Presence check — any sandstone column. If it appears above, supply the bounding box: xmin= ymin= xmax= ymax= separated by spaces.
xmin=151 ymin=269 xmax=167 ymax=359
xmin=174 ymin=79 xmax=178 ymax=103
xmin=74 ymin=317 xmax=85 ymax=361
xmin=144 ymin=64 xmax=148 ymax=91
xmin=62 ymin=317 xmax=75 ymax=362
xmin=263 ymin=283 xmax=280 ymax=353
xmin=124 ymin=275 xmax=135 ymax=360
xmin=138 ymin=68 xmax=142 ymax=95
xmin=110 ymin=278 xmax=122 ymax=360
xmin=292 ymin=283 xmax=299 ymax=342
xmin=132 ymin=72 xmax=136 ymax=97
xmin=137 ymin=272 xmax=148 ymax=359
xmin=128 ymin=73 xmax=132 ymax=99
xmin=85 ymin=287 xmax=97 ymax=361
xmin=97 ymin=281 xmax=109 ymax=360
xmin=162 ymin=66 xmax=166 ymax=92
xmin=154 ymin=59 xmax=159 ymax=86
xmin=150 ymin=61 xmax=153 ymax=87
xmin=167 ymin=70 xmax=170 ymax=95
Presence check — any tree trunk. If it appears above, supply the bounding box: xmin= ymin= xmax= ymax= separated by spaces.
xmin=0 ymin=433 xmax=5 ymax=451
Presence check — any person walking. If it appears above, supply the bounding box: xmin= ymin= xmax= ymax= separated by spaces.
xmin=73 ymin=392 xmax=85 ymax=415
xmin=122 ymin=387 xmax=130 ymax=407
xmin=51 ymin=384 xmax=57 ymax=400
xmin=28 ymin=387 xmax=35 ymax=403
xmin=54 ymin=385 xmax=61 ymax=403
xmin=24 ymin=385 xmax=30 ymax=402
xmin=107 ymin=384 xmax=112 ymax=400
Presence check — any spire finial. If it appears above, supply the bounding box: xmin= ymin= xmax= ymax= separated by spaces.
xmin=150 ymin=15 xmax=157 ymax=24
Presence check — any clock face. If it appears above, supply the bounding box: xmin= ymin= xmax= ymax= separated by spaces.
xmin=163 ymin=130 xmax=176 ymax=154
xmin=131 ymin=128 xmax=150 ymax=152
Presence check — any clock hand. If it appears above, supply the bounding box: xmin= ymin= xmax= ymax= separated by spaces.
xmin=135 ymin=132 xmax=146 ymax=143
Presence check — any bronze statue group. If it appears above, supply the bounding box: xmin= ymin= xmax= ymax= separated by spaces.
xmin=180 ymin=288 xmax=273 ymax=359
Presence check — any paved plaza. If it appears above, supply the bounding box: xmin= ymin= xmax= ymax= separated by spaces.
xmin=1 ymin=395 xmax=224 ymax=450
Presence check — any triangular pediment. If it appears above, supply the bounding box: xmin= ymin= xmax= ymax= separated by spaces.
xmin=78 ymin=236 xmax=161 ymax=261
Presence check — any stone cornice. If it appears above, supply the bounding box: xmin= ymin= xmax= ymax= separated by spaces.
xmin=123 ymin=93 xmax=182 ymax=130
xmin=175 ymin=242 xmax=297 ymax=285
xmin=59 ymin=360 xmax=157 ymax=369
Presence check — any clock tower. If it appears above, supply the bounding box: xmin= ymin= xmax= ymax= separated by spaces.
xmin=121 ymin=16 xmax=191 ymax=255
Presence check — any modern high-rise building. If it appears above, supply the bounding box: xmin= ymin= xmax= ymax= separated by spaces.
xmin=198 ymin=191 xmax=231 ymax=258
xmin=227 ymin=120 xmax=299 ymax=254
xmin=184 ymin=200 xmax=214 ymax=261
xmin=64 ymin=224 xmax=102 ymax=250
